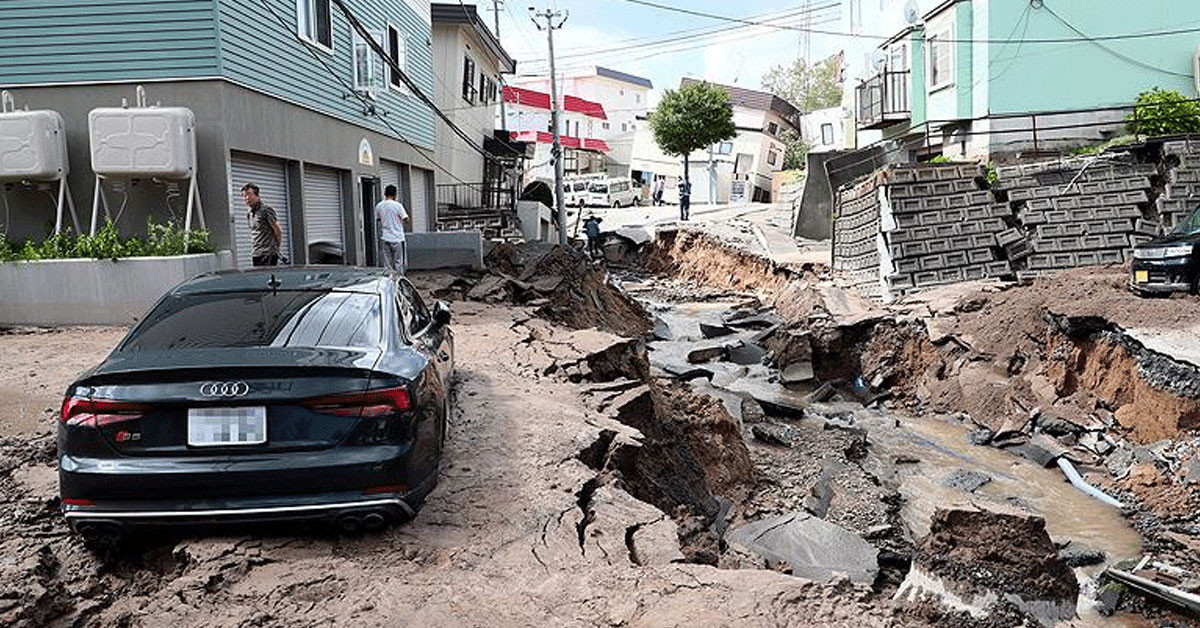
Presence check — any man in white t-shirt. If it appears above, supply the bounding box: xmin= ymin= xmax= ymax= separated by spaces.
xmin=375 ymin=184 xmax=410 ymax=273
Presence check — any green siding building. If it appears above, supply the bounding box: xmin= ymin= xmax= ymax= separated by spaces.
xmin=0 ymin=0 xmax=449 ymax=267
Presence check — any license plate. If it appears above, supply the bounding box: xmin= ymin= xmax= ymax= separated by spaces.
xmin=188 ymin=407 xmax=267 ymax=447
xmin=1135 ymin=270 xmax=1149 ymax=283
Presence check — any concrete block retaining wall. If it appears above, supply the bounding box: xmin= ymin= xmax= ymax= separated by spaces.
xmin=0 ymin=251 xmax=234 ymax=326
xmin=405 ymin=231 xmax=484 ymax=271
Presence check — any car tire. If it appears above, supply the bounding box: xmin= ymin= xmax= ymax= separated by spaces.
xmin=612 ymin=201 xmax=621 ymax=209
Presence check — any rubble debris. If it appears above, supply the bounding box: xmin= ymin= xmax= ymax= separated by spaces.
xmin=1105 ymin=566 xmax=1200 ymax=615
xmin=724 ymin=340 xmax=767 ymax=365
xmin=699 ymin=322 xmax=735 ymax=338
xmin=896 ymin=507 xmax=1079 ymax=626
xmin=1057 ymin=540 xmax=1106 ymax=567
xmin=780 ymin=362 xmax=815 ymax=385
xmin=740 ymin=398 xmax=767 ymax=424
xmin=1057 ymin=457 xmax=1125 ymax=509
xmin=686 ymin=346 xmax=724 ymax=364
xmin=725 ymin=511 xmax=879 ymax=585
xmin=942 ymin=469 xmax=992 ymax=493
xmin=751 ymin=423 xmax=798 ymax=448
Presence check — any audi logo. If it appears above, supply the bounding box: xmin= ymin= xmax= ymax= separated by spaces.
xmin=199 ymin=381 xmax=251 ymax=397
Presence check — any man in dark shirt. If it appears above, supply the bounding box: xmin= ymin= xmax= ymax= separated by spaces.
xmin=242 ymin=183 xmax=282 ymax=266
xmin=583 ymin=214 xmax=602 ymax=260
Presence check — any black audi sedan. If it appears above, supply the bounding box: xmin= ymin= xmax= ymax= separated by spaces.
xmin=1130 ymin=207 xmax=1200 ymax=295
xmin=58 ymin=267 xmax=453 ymax=539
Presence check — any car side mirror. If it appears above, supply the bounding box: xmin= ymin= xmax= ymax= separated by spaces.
xmin=432 ymin=301 xmax=452 ymax=327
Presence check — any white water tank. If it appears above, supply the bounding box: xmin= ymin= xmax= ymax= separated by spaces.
xmin=88 ymin=106 xmax=195 ymax=178
xmin=0 ymin=109 xmax=68 ymax=181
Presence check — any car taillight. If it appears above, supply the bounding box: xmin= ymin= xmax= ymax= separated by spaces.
xmin=303 ymin=386 xmax=411 ymax=418
xmin=60 ymin=397 xmax=147 ymax=427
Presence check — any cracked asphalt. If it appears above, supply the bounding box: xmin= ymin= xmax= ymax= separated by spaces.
xmin=0 ymin=299 xmax=896 ymax=627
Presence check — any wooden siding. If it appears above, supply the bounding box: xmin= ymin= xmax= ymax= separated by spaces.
xmin=0 ymin=0 xmax=221 ymax=84
xmin=217 ymin=0 xmax=436 ymax=149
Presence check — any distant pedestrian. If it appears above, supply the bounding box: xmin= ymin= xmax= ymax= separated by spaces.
xmin=242 ymin=183 xmax=282 ymax=267
xmin=679 ymin=179 xmax=691 ymax=220
xmin=583 ymin=214 xmax=603 ymax=259
xmin=652 ymin=176 xmax=665 ymax=206
xmin=375 ymin=184 xmax=410 ymax=274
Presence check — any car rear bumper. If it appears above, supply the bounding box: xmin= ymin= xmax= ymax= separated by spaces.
xmin=62 ymin=490 xmax=416 ymax=526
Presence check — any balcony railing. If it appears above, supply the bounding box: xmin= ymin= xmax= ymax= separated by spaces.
xmin=435 ymin=182 xmax=518 ymax=236
xmin=857 ymin=69 xmax=910 ymax=130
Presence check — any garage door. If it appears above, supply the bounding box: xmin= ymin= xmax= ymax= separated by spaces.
xmin=230 ymin=152 xmax=292 ymax=268
xmin=410 ymin=167 xmax=430 ymax=232
xmin=304 ymin=165 xmax=345 ymax=263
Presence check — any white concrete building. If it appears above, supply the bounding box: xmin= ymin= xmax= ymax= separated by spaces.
xmin=630 ymin=79 xmax=802 ymax=204
xmin=501 ymin=84 xmax=611 ymax=184
xmin=509 ymin=66 xmax=652 ymax=177
xmin=802 ymin=106 xmax=849 ymax=153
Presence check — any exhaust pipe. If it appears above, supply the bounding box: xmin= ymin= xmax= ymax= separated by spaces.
xmin=362 ymin=512 xmax=386 ymax=531
xmin=76 ymin=521 xmax=122 ymax=543
xmin=337 ymin=514 xmax=363 ymax=534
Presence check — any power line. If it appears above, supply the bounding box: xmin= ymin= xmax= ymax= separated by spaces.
xmin=617 ymin=0 xmax=1200 ymax=44
xmin=254 ymin=0 xmax=479 ymax=188
xmin=1041 ymin=3 xmax=1192 ymax=79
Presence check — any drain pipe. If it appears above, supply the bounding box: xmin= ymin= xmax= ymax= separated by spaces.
xmin=1057 ymin=457 xmax=1125 ymax=509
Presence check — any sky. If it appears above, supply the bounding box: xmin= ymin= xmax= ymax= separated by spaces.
xmin=492 ymin=0 xmax=854 ymax=104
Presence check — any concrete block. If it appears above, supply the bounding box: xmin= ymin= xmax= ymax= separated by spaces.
xmin=979 ymin=218 xmax=1006 ymax=232
xmin=1019 ymin=210 xmax=1047 ymax=225
xmin=896 ymin=198 xmax=923 ymax=212
xmin=1075 ymin=194 xmax=1098 ymax=207
xmin=948 ymin=235 xmax=973 ymax=251
xmin=1100 ymin=179 xmax=1126 ymax=193
xmin=896 ymin=258 xmax=920 ymax=274
xmin=408 ymin=231 xmax=485 ymax=270
xmin=926 ymin=239 xmax=950 ymax=254
xmin=1050 ymin=252 xmax=1077 ymax=268
xmin=1075 ymin=251 xmax=1101 ymax=266
xmin=909 ymin=225 xmax=936 ymax=240
xmin=919 ymin=254 xmax=947 ymax=271
xmin=1045 ymin=210 xmax=1071 ymax=223
xmin=1129 ymin=234 xmax=1153 ymax=246
xmin=1123 ymin=190 xmax=1149 ymax=204
xmin=941 ymin=208 xmax=966 ymax=223
xmin=933 ymin=223 xmax=958 ymax=238
xmin=1028 ymin=254 xmax=1055 ymax=270
xmin=959 ymin=221 xmax=982 ymax=235
xmin=896 ymin=213 xmax=921 ymax=229
xmin=1080 ymin=234 xmax=1105 ymax=250
xmin=1077 ymin=181 xmax=1104 ymax=195
xmin=995 ymin=165 xmax=1022 ymax=179
xmin=943 ymin=251 xmax=968 ymax=267
xmin=967 ymin=248 xmax=994 ymax=264
xmin=971 ymin=233 xmax=997 ymax=248
xmin=891 ymin=169 xmax=917 ymax=184
xmin=899 ymin=241 xmax=928 ymax=258
xmin=985 ymin=260 xmax=1012 ymax=276
xmin=1091 ymin=206 xmax=1117 ymax=219
xmin=887 ymin=274 xmax=914 ymax=290
xmin=989 ymin=203 xmax=1012 ymax=218
xmin=930 ymin=181 xmax=955 ymax=195
xmin=939 ymin=268 xmax=965 ymax=283
xmin=921 ymin=196 xmax=950 ymax=210
xmin=967 ymin=191 xmax=993 ymax=204
xmin=1069 ymin=208 xmax=1092 ymax=222
xmin=1134 ymin=219 xmax=1160 ymax=236
xmin=1052 ymin=196 xmax=1080 ymax=210
xmin=1098 ymin=193 xmax=1124 ymax=206
xmin=1103 ymin=233 xmax=1130 ymax=248
xmin=1097 ymin=250 xmax=1124 ymax=264
xmin=963 ymin=206 xmax=988 ymax=221
xmin=963 ymin=264 xmax=987 ymax=281
xmin=1008 ymin=188 xmax=1033 ymax=202
xmin=1027 ymin=198 xmax=1054 ymax=211
xmin=996 ymin=228 xmax=1024 ymax=247
xmin=1116 ymin=205 xmax=1142 ymax=219
xmin=952 ymin=179 xmax=977 ymax=193
xmin=1031 ymin=239 xmax=1057 ymax=253
xmin=919 ymin=210 xmax=945 ymax=227
xmin=913 ymin=270 xmax=941 ymax=287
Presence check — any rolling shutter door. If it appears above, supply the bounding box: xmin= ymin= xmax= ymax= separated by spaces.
xmin=410 ymin=167 xmax=430 ymax=232
xmin=380 ymin=160 xmax=401 ymax=203
xmin=304 ymin=165 xmax=345 ymax=261
xmin=230 ymin=152 xmax=291 ymax=268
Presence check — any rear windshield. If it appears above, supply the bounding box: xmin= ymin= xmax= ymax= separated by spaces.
xmin=589 ymin=183 xmax=608 ymax=193
xmin=1173 ymin=206 xmax=1200 ymax=235
xmin=121 ymin=291 xmax=382 ymax=351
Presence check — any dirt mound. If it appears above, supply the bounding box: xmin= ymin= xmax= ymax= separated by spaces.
xmin=915 ymin=508 xmax=1078 ymax=602
xmin=477 ymin=242 xmax=650 ymax=337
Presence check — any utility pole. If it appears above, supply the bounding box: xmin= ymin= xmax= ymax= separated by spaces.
xmin=490 ymin=0 xmax=503 ymax=39
xmin=530 ymin=6 xmax=569 ymax=245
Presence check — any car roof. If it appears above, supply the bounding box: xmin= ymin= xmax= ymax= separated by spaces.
xmin=171 ymin=266 xmax=393 ymax=295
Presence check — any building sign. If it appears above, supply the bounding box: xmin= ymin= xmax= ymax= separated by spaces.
xmin=730 ymin=180 xmax=748 ymax=203
xmin=358 ymin=138 xmax=374 ymax=166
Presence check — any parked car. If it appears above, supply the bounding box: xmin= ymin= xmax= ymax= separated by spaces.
xmin=587 ymin=178 xmax=638 ymax=208
xmin=1130 ymin=206 xmax=1200 ymax=295
xmin=563 ymin=180 xmax=589 ymax=208
xmin=58 ymin=267 xmax=453 ymax=540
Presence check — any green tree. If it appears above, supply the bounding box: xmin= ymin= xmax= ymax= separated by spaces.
xmin=648 ymin=82 xmax=737 ymax=194
xmin=1126 ymin=87 xmax=1200 ymax=136
xmin=761 ymin=56 xmax=843 ymax=112
xmin=779 ymin=129 xmax=810 ymax=170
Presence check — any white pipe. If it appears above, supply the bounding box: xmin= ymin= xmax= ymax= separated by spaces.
xmin=1057 ymin=457 xmax=1124 ymax=509
xmin=1106 ymin=568 xmax=1200 ymax=613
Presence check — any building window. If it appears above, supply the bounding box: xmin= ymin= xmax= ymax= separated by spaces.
xmin=767 ymin=122 xmax=779 ymax=136
xmin=387 ymin=24 xmax=407 ymax=92
xmin=621 ymin=123 xmax=627 ymax=132
xmin=927 ymin=26 xmax=954 ymax=90
xmin=352 ymin=30 xmax=384 ymax=95
xmin=479 ymin=72 xmax=488 ymax=104
xmin=821 ymin=123 xmax=834 ymax=145
xmin=717 ymin=141 xmax=733 ymax=155
xmin=486 ymin=78 xmax=498 ymax=103
xmin=602 ymin=122 xmax=610 ymax=130
xmin=889 ymin=42 xmax=908 ymax=72
xmin=636 ymin=94 xmax=641 ymax=103
xmin=462 ymin=56 xmax=477 ymax=104
xmin=767 ymin=150 xmax=778 ymax=166
xmin=297 ymin=0 xmax=333 ymax=50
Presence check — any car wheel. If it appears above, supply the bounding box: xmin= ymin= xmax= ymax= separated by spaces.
xmin=612 ymin=201 xmax=621 ymax=209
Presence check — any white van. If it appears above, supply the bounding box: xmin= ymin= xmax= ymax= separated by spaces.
xmin=586 ymin=178 xmax=638 ymax=208
xmin=563 ymin=180 xmax=590 ymax=208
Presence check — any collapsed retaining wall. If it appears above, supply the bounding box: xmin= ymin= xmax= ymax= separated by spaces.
xmin=832 ymin=140 xmax=1200 ymax=301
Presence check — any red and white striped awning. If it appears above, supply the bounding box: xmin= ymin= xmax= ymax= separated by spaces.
xmin=511 ymin=130 xmax=608 ymax=153
xmin=503 ymin=86 xmax=608 ymax=120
